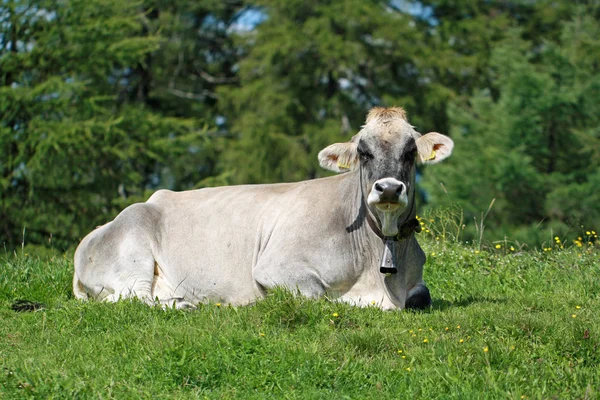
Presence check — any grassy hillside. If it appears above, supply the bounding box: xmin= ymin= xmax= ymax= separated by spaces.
xmin=1 ymin=231 xmax=599 ymax=399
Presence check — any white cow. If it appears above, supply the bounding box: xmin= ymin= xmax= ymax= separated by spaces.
xmin=73 ymin=107 xmax=453 ymax=310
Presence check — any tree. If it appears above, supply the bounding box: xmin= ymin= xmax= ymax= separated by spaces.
xmin=422 ymin=9 xmax=600 ymax=244
xmin=213 ymin=0 xmax=455 ymax=185
xmin=0 ymin=0 xmax=228 ymax=249
xmin=2 ymin=0 xmax=598 ymax=251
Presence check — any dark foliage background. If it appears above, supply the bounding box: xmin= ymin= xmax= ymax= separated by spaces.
xmin=1 ymin=0 xmax=598 ymax=251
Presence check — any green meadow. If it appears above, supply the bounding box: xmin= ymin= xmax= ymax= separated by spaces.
xmin=1 ymin=225 xmax=598 ymax=399
xmin=3 ymin=2 xmax=600 ymax=398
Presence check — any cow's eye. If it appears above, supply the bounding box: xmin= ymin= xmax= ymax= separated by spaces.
xmin=403 ymin=150 xmax=417 ymax=164
xmin=357 ymin=147 xmax=373 ymax=162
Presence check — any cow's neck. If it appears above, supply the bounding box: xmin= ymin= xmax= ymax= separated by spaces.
xmin=338 ymin=170 xmax=418 ymax=307
xmin=355 ymin=168 xmax=417 ymax=275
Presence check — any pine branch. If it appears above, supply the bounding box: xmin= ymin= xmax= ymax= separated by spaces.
xmin=167 ymin=87 xmax=218 ymax=100
xmin=194 ymin=64 xmax=238 ymax=84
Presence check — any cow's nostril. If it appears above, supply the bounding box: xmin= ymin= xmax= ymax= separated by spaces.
xmin=396 ymin=185 xmax=405 ymax=196
xmin=374 ymin=183 xmax=384 ymax=193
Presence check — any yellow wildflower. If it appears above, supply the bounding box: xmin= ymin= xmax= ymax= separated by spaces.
xmin=423 ymin=338 xmax=428 ymax=343
xmin=576 ymin=306 xmax=581 ymax=309
xmin=483 ymin=346 xmax=489 ymax=353
xmin=332 ymin=312 xmax=339 ymax=317
xmin=397 ymin=350 xmax=403 ymax=354
xmin=495 ymin=244 xmax=501 ymax=249
xmin=586 ymin=231 xmax=591 ymax=235
xmin=571 ymin=314 xmax=577 ymax=318
xmin=459 ymin=339 xmax=464 ymax=343
xmin=406 ymin=367 xmax=411 ymax=372
xmin=510 ymin=246 xmax=515 ymax=251
xmin=215 ymin=303 xmax=221 ymax=307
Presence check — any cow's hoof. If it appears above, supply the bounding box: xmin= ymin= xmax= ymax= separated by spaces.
xmin=405 ymin=285 xmax=432 ymax=310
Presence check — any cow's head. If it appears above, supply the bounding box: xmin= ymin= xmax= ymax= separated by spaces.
xmin=318 ymin=107 xmax=453 ymax=237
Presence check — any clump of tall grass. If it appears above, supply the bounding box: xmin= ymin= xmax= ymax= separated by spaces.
xmin=417 ymin=203 xmax=599 ymax=256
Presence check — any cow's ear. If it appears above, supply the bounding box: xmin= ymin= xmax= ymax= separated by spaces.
xmin=318 ymin=142 xmax=359 ymax=173
xmin=416 ymin=132 xmax=454 ymax=165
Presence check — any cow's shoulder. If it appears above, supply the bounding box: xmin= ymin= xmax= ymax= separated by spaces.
xmin=147 ymin=189 xmax=175 ymax=205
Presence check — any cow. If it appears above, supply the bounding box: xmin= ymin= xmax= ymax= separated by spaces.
xmin=73 ymin=107 xmax=453 ymax=310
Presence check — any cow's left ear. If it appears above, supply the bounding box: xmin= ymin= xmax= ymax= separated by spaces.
xmin=318 ymin=142 xmax=359 ymax=173
xmin=416 ymin=132 xmax=454 ymax=164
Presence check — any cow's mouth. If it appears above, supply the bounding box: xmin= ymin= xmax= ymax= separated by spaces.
xmin=375 ymin=202 xmax=401 ymax=212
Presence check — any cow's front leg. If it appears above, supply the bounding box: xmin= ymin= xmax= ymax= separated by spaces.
xmin=253 ymin=262 xmax=326 ymax=299
xmin=405 ymin=283 xmax=432 ymax=310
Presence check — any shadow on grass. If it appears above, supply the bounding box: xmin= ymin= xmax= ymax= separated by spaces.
xmin=427 ymin=296 xmax=508 ymax=312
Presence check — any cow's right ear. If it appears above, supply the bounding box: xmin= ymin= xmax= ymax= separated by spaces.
xmin=318 ymin=142 xmax=359 ymax=173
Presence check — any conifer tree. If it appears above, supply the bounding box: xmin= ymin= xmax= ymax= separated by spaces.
xmin=215 ymin=0 xmax=448 ymax=184
xmin=0 ymin=0 xmax=243 ymax=249
xmin=422 ymin=9 xmax=600 ymax=244
xmin=1 ymin=0 xmax=598 ymax=250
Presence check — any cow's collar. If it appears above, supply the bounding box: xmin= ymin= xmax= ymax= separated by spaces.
xmin=374 ymin=219 xmax=421 ymax=275
xmin=365 ymin=213 xmax=421 ymax=242
xmin=365 ymin=203 xmax=422 ymax=275
xmin=395 ymin=218 xmax=422 ymax=239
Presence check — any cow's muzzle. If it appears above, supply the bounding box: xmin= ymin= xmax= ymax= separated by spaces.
xmin=367 ymin=178 xmax=408 ymax=237
xmin=367 ymin=178 xmax=408 ymax=210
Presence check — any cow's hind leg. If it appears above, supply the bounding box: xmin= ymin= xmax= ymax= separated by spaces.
xmin=74 ymin=203 xmax=161 ymax=305
xmin=77 ymin=243 xmax=156 ymax=304
xmin=149 ymin=262 xmax=197 ymax=309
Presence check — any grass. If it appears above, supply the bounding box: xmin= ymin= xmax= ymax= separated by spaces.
xmin=1 ymin=234 xmax=599 ymax=399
